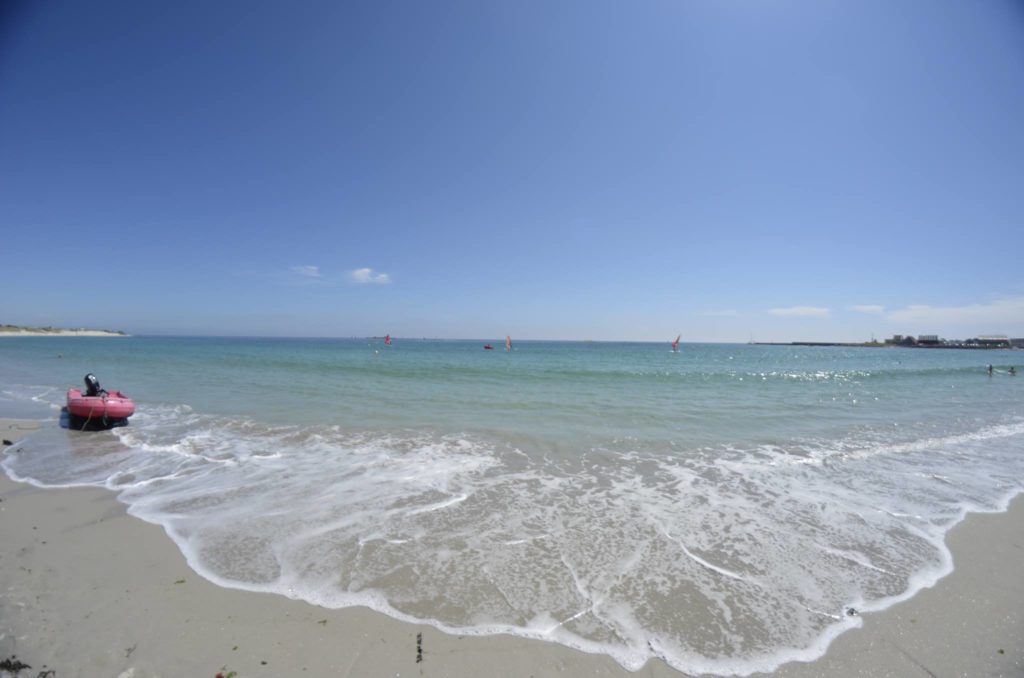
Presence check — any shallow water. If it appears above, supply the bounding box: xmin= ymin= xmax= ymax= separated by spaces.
xmin=2 ymin=337 xmax=1022 ymax=674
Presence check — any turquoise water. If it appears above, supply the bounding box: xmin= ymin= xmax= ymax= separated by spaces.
xmin=2 ymin=337 xmax=1023 ymax=674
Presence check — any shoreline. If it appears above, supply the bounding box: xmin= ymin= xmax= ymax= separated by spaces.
xmin=0 ymin=330 xmax=127 ymax=338
xmin=754 ymin=341 xmax=1021 ymax=351
xmin=1 ymin=420 xmax=1021 ymax=677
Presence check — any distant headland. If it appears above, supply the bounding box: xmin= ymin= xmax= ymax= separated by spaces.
xmin=0 ymin=324 xmax=128 ymax=337
xmin=756 ymin=334 xmax=1023 ymax=350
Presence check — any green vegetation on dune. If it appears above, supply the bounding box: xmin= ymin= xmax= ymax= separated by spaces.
xmin=0 ymin=324 xmax=126 ymax=335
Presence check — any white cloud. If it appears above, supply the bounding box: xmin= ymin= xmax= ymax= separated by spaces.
xmin=886 ymin=297 xmax=1024 ymax=327
xmin=350 ymin=268 xmax=391 ymax=285
xmin=703 ymin=309 xmax=739 ymax=317
xmin=767 ymin=306 xmax=831 ymax=318
xmin=851 ymin=304 xmax=884 ymax=313
xmin=291 ymin=265 xmax=322 ymax=278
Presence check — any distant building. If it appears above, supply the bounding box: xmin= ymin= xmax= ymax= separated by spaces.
xmin=917 ymin=335 xmax=940 ymax=345
xmin=1010 ymin=338 xmax=1024 ymax=348
xmin=974 ymin=335 xmax=1010 ymax=348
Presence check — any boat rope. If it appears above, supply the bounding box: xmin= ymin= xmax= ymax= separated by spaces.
xmin=79 ymin=393 xmax=108 ymax=431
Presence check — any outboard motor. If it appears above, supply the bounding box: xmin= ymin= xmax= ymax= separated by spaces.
xmin=84 ymin=373 xmax=102 ymax=397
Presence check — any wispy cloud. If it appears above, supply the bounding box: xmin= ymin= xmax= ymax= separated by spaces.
xmin=850 ymin=304 xmax=885 ymax=313
xmin=291 ymin=265 xmax=322 ymax=278
xmin=703 ymin=309 xmax=739 ymax=317
xmin=886 ymin=297 xmax=1024 ymax=327
xmin=350 ymin=267 xmax=391 ymax=285
xmin=768 ymin=306 xmax=830 ymax=318
xmin=280 ymin=264 xmax=332 ymax=287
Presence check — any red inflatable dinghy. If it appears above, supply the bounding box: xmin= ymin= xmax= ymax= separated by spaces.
xmin=66 ymin=373 xmax=135 ymax=422
xmin=66 ymin=388 xmax=135 ymax=420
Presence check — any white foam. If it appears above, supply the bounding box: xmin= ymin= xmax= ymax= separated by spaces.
xmin=816 ymin=545 xmax=893 ymax=575
xmin=407 ymin=492 xmax=468 ymax=515
xmin=654 ymin=518 xmax=752 ymax=583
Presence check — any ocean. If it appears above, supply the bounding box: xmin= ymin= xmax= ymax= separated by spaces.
xmin=2 ymin=336 xmax=1022 ymax=675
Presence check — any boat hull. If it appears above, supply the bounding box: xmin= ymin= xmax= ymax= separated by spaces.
xmin=66 ymin=388 xmax=135 ymax=420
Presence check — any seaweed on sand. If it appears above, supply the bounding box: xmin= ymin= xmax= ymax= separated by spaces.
xmin=0 ymin=656 xmax=30 ymax=672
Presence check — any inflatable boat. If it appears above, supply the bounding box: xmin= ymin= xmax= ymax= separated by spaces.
xmin=66 ymin=373 xmax=135 ymax=424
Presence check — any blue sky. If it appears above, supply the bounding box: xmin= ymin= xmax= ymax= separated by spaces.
xmin=2 ymin=0 xmax=1022 ymax=341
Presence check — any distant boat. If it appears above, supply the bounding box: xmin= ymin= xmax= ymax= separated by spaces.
xmin=506 ymin=335 xmax=512 ymax=352
xmin=483 ymin=344 xmax=494 ymax=350
xmin=671 ymin=334 xmax=681 ymax=352
xmin=384 ymin=334 xmax=392 ymax=346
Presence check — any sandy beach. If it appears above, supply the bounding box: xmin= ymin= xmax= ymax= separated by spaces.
xmin=0 ymin=330 xmax=127 ymax=337
xmin=1 ymin=418 xmax=1021 ymax=678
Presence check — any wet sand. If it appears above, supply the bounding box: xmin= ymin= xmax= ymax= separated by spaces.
xmin=1 ymin=418 xmax=1021 ymax=677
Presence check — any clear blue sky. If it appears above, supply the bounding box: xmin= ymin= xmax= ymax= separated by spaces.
xmin=2 ymin=0 xmax=1022 ymax=341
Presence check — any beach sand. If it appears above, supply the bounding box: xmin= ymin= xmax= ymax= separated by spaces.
xmin=1 ymin=418 xmax=1021 ymax=678
xmin=0 ymin=331 xmax=126 ymax=337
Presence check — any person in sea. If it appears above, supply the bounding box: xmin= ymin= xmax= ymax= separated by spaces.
xmin=1011 ymin=366 xmax=1018 ymax=376
xmin=988 ymin=364 xmax=994 ymax=375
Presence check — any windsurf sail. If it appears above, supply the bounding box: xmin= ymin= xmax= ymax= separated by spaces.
xmin=671 ymin=334 xmax=681 ymax=352
xmin=384 ymin=334 xmax=392 ymax=346
xmin=506 ymin=335 xmax=512 ymax=352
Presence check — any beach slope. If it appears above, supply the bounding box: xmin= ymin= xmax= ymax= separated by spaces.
xmin=1 ymin=420 xmax=1021 ymax=678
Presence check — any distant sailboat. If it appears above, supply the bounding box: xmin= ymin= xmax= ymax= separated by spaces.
xmin=671 ymin=334 xmax=681 ymax=352
xmin=506 ymin=335 xmax=512 ymax=352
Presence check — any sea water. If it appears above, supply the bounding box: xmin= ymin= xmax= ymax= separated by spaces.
xmin=1 ymin=337 xmax=1022 ymax=675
